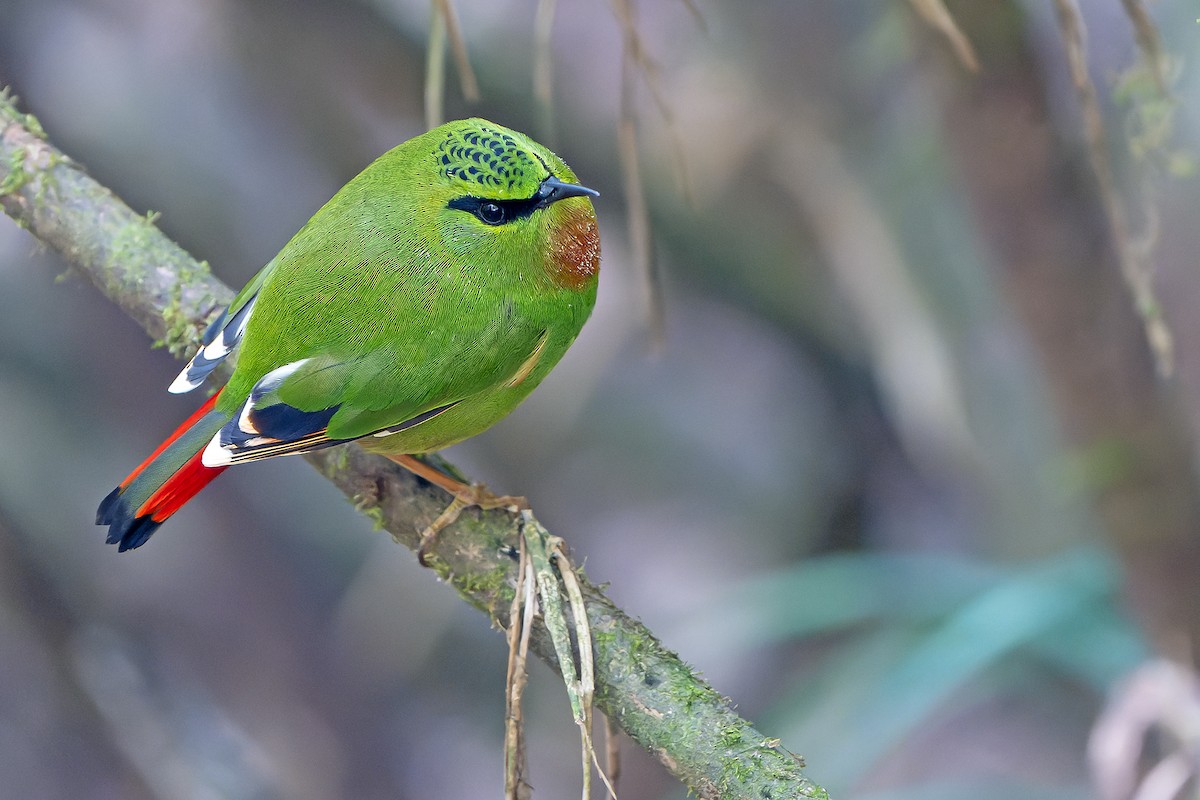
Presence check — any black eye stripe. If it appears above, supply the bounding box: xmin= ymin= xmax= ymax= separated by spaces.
xmin=448 ymin=195 xmax=543 ymax=225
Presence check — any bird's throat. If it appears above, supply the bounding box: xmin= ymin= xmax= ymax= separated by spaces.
xmin=544 ymin=203 xmax=600 ymax=291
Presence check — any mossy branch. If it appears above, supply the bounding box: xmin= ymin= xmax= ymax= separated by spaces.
xmin=0 ymin=91 xmax=828 ymax=800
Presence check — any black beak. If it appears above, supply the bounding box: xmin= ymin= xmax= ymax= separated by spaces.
xmin=535 ymin=175 xmax=600 ymax=208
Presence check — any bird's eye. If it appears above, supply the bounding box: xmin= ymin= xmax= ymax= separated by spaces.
xmin=478 ymin=201 xmax=506 ymax=225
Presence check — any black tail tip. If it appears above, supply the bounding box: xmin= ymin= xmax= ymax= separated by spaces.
xmin=96 ymin=488 xmax=160 ymax=552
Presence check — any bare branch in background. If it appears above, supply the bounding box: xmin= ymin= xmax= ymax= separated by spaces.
xmin=907 ymin=0 xmax=980 ymax=72
xmin=1052 ymin=0 xmax=1174 ymax=376
xmin=533 ymin=0 xmax=558 ymax=148
xmin=1119 ymin=0 xmax=1169 ymax=95
xmin=612 ymin=0 xmax=664 ymax=347
xmin=425 ymin=0 xmax=479 ymax=130
xmin=424 ymin=0 xmax=446 ymax=129
xmin=610 ymin=0 xmax=693 ymax=204
xmin=438 ymin=0 xmax=480 ymax=103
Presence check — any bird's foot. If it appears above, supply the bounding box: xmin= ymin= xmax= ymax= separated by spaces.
xmin=384 ymin=454 xmax=528 ymax=565
xmin=417 ymin=484 xmax=528 ymax=566
xmin=454 ymin=482 xmax=529 ymax=513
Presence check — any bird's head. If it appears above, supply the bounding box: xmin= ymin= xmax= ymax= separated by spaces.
xmin=420 ymin=118 xmax=601 ymax=292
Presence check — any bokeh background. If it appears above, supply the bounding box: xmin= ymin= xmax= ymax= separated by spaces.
xmin=2 ymin=2 xmax=1200 ymax=798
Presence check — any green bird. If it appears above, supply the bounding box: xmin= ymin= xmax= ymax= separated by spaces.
xmin=97 ymin=119 xmax=600 ymax=551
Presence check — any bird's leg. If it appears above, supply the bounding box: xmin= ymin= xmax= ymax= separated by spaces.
xmin=388 ymin=454 xmax=528 ymax=509
xmin=386 ymin=454 xmax=528 ymax=564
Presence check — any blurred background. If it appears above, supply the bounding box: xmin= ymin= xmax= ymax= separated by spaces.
xmin=2 ymin=1 xmax=1200 ymax=798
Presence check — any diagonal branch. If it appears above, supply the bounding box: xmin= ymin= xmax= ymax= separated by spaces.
xmin=0 ymin=91 xmax=828 ymax=800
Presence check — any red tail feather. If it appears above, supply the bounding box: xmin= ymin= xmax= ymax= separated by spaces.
xmin=119 ymin=389 xmax=224 ymax=489
xmin=135 ymin=448 xmax=227 ymax=522
xmin=99 ymin=388 xmax=231 ymax=551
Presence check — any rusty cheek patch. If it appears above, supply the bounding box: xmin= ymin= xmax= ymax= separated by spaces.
xmin=543 ymin=202 xmax=600 ymax=291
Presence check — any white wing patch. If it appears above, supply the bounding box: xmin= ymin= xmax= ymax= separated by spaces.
xmin=200 ymin=359 xmax=313 ymax=467
xmin=201 ymin=434 xmax=234 ymax=467
xmin=168 ymin=294 xmax=258 ymax=394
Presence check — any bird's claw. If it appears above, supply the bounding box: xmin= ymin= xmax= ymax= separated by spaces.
xmin=417 ymin=484 xmax=529 ymax=566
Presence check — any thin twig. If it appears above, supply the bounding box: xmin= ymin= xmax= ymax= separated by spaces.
xmin=437 ymin=0 xmax=481 ymax=102
xmin=906 ymin=0 xmax=979 ymax=72
xmin=424 ymin=0 xmax=447 ymax=129
xmin=1119 ymin=0 xmax=1169 ymax=95
xmin=555 ymin=537 xmax=617 ymax=799
xmin=523 ymin=517 xmax=599 ymax=799
xmin=1052 ymin=0 xmax=1173 ymax=376
xmin=613 ymin=0 xmax=664 ymax=348
xmin=533 ymin=0 xmax=559 ymax=148
xmin=610 ymin=0 xmax=693 ymax=203
xmin=504 ymin=537 xmax=534 ymax=800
